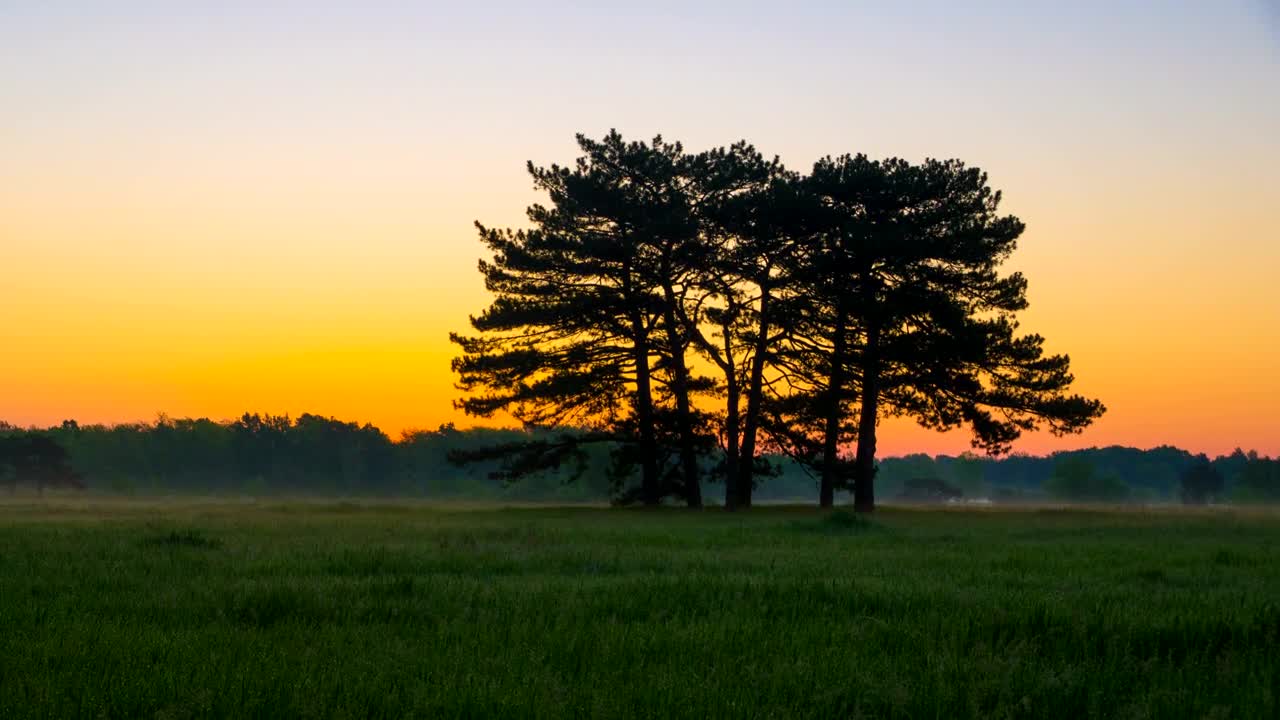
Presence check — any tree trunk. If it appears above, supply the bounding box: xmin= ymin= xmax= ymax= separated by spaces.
xmin=631 ymin=320 xmax=661 ymax=507
xmin=736 ymin=285 xmax=771 ymax=509
xmin=723 ymin=363 xmax=740 ymax=510
xmin=852 ymin=302 xmax=881 ymax=513
xmin=662 ymin=293 xmax=703 ymax=509
xmin=819 ymin=303 xmax=849 ymax=508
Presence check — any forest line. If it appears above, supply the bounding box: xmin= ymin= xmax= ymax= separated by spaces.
xmin=2 ymin=416 xmax=1277 ymax=504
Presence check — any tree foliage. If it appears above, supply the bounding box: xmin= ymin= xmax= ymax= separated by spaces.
xmin=452 ymin=132 xmax=1105 ymax=509
xmin=1231 ymin=451 xmax=1280 ymax=503
xmin=0 ymin=433 xmax=83 ymax=494
xmin=1180 ymin=455 xmax=1225 ymax=505
xmin=1044 ymin=456 xmax=1129 ymax=503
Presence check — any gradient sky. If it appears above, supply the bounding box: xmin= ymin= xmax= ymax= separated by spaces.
xmin=2 ymin=1 xmax=1277 ymax=456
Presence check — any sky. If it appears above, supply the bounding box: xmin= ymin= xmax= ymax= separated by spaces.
xmin=2 ymin=1 xmax=1277 ymax=457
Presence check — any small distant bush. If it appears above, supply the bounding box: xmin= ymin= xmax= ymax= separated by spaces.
xmin=792 ymin=509 xmax=879 ymax=535
xmin=992 ymin=486 xmax=1028 ymax=502
xmin=897 ymin=477 xmax=963 ymax=503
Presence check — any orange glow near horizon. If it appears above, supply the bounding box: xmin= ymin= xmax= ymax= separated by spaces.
xmin=4 ymin=133 xmax=1279 ymax=457
xmin=3 ymin=149 xmax=1277 ymax=457
xmin=2 ymin=3 xmax=1277 ymax=458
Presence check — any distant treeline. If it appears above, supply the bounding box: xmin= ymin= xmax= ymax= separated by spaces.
xmin=1 ymin=415 xmax=1276 ymax=504
xmin=0 ymin=416 xmax=607 ymax=501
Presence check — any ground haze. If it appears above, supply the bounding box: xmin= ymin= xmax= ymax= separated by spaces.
xmin=2 ymin=500 xmax=1277 ymax=718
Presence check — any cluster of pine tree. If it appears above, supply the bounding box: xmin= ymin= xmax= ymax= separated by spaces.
xmin=451 ymin=132 xmax=1106 ymax=510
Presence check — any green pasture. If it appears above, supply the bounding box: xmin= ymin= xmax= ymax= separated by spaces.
xmin=1 ymin=499 xmax=1276 ymax=718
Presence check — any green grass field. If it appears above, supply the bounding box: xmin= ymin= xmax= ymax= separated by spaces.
xmin=1 ymin=499 xmax=1277 ymax=719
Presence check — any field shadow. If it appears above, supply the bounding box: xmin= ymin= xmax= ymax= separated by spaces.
xmin=139 ymin=529 xmax=223 ymax=550
xmin=788 ymin=509 xmax=882 ymax=535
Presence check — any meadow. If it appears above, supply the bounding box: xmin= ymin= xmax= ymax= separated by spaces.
xmin=1 ymin=499 xmax=1277 ymax=719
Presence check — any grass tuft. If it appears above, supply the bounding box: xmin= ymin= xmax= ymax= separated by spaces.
xmin=1212 ymin=548 xmax=1251 ymax=566
xmin=140 ymin=529 xmax=222 ymax=550
xmin=790 ymin=508 xmax=880 ymax=534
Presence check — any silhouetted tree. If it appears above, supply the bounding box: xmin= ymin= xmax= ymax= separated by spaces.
xmin=0 ymin=436 xmax=15 ymax=494
xmin=451 ymin=131 xmax=718 ymax=506
xmin=787 ymin=155 xmax=1104 ymax=510
xmin=1180 ymin=454 xmax=1224 ymax=504
xmin=231 ymin=413 xmax=291 ymax=487
xmin=1044 ymin=456 xmax=1128 ymax=503
xmin=1232 ymin=451 xmax=1280 ymax=503
xmin=951 ymin=452 xmax=988 ymax=497
xmin=0 ymin=434 xmax=83 ymax=495
xmin=450 ymin=138 xmax=1106 ymax=510
xmin=715 ymin=166 xmax=822 ymax=508
xmin=665 ymin=144 xmax=804 ymax=508
xmin=579 ymin=132 xmax=711 ymax=508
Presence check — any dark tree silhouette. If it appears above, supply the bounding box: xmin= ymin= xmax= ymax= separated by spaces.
xmin=585 ymin=132 xmax=709 ymax=508
xmin=1180 ymin=454 xmax=1224 ymax=505
xmin=1044 ymin=456 xmax=1128 ymax=502
xmin=1231 ymin=451 xmax=1279 ymax=503
xmin=0 ymin=436 xmax=15 ymax=494
xmin=0 ymin=434 xmax=84 ymax=495
xmin=694 ymin=161 xmax=819 ymax=508
xmin=791 ymin=155 xmax=1104 ymax=510
xmin=450 ymin=135 xmax=1104 ymax=509
xmin=450 ymin=131 xmax=713 ymax=506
